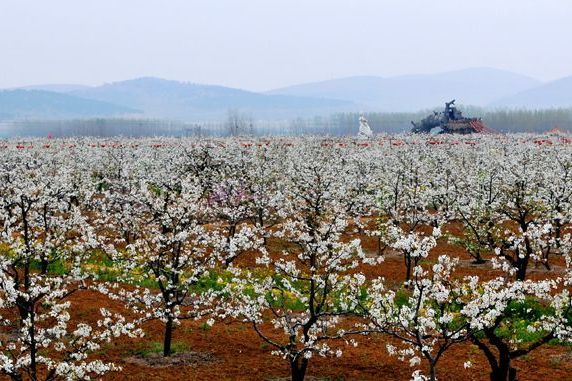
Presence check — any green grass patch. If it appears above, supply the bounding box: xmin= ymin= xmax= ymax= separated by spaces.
xmin=129 ymin=341 xmax=190 ymax=357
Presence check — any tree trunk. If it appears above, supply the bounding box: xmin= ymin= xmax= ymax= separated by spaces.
xmin=40 ymin=257 xmax=49 ymax=275
xmin=472 ymin=250 xmax=486 ymax=264
xmin=429 ymin=361 xmax=437 ymax=381
xmin=290 ymin=357 xmax=309 ymax=381
xmin=515 ymin=230 xmax=532 ymax=281
xmin=490 ymin=349 xmax=517 ymax=381
xmin=405 ymin=255 xmax=412 ymax=284
xmin=490 ymin=366 xmax=517 ymax=381
xmin=163 ymin=317 xmax=174 ymax=357
xmin=515 ymin=256 xmax=529 ymax=281
xmin=29 ymin=309 xmax=37 ymax=381
xmin=257 ymin=210 xmax=268 ymax=246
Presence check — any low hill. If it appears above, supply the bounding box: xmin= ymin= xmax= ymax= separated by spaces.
xmin=268 ymin=68 xmax=541 ymax=111
xmin=70 ymin=77 xmax=354 ymax=120
xmin=0 ymin=90 xmax=139 ymax=120
xmin=16 ymin=84 xmax=92 ymax=93
xmin=491 ymin=76 xmax=572 ymax=109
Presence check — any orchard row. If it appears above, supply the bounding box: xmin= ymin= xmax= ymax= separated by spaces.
xmin=2 ymin=134 xmax=572 ymax=381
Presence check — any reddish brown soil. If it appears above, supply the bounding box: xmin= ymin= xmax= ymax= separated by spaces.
xmin=3 ymin=222 xmax=572 ymax=381
xmin=65 ymin=289 xmax=572 ymax=381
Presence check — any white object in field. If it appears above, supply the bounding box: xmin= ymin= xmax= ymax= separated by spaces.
xmin=358 ymin=113 xmax=373 ymax=139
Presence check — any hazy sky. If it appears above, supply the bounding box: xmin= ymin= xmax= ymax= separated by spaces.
xmin=1 ymin=0 xmax=571 ymax=91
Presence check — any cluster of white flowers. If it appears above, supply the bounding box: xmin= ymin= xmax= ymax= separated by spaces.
xmin=2 ymin=134 xmax=572 ymax=381
xmin=0 ymin=146 xmax=142 ymax=381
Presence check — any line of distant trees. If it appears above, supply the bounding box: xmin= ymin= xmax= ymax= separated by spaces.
xmin=2 ymin=107 xmax=572 ymax=138
xmin=322 ymin=107 xmax=572 ymax=135
xmin=0 ymin=119 xmax=222 ymax=138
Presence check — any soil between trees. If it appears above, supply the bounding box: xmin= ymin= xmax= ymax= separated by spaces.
xmin=13 ymin=223 xmax=572 ymax=381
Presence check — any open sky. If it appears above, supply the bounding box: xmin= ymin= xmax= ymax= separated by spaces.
xmin=1 ymin=0 xmax=571 ymax=91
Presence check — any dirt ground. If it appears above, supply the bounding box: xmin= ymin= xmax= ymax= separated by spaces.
xmin=63 ymin=285 xmax=572 ymax=381
xmin=4 ymin=222 xmax=572 ymax=381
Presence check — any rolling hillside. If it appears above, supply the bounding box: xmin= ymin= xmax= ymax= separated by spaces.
xmin=268 ymin=68 xmax=541 ymax=111
xmin=0 ymin=90 xmax=139 ymax=120
xmin=491 ymin=76 xmax=572 ymax=109
xmin=70 ymin=77 xmax=355 ymax=120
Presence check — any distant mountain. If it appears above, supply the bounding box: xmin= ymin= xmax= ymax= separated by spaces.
xmin=0 ymin=90 xmax=139 ymax=120
xmin=70 ymin=77 xmax=354 ymax=120
xmin=490 ymin=76 xmax=572 ymax=109
xmin=268 ymin=68 xmax=542 ymax=111
xmin=4 ymin=69 xmax=571 ymax=123
xmin=16 ymin=84 xmax=92 ymax=93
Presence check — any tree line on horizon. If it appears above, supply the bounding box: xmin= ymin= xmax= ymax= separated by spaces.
xmin=2 ymin=107 xmax=572 ymax=137
xmin=324 ymin=107 xmax=572 ymax=135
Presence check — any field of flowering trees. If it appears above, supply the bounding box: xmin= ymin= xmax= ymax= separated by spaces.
xmin=3 ymin=134 xmax=572 ymax=381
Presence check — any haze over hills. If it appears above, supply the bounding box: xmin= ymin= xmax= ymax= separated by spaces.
xmin=491 ymin=76 xmax=572 ymax=109
xmin=2 ymin=68 xmax=572 ymax=122
xmin=68 ymin=77 xmax=354 ymax=120
xmin=15 ymin=84 xmax=92 ymax=93
xmin=0 ymin=90 xmax=139 ymax=120
xmin=268 ymin=68 xmax=542 ymax=111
